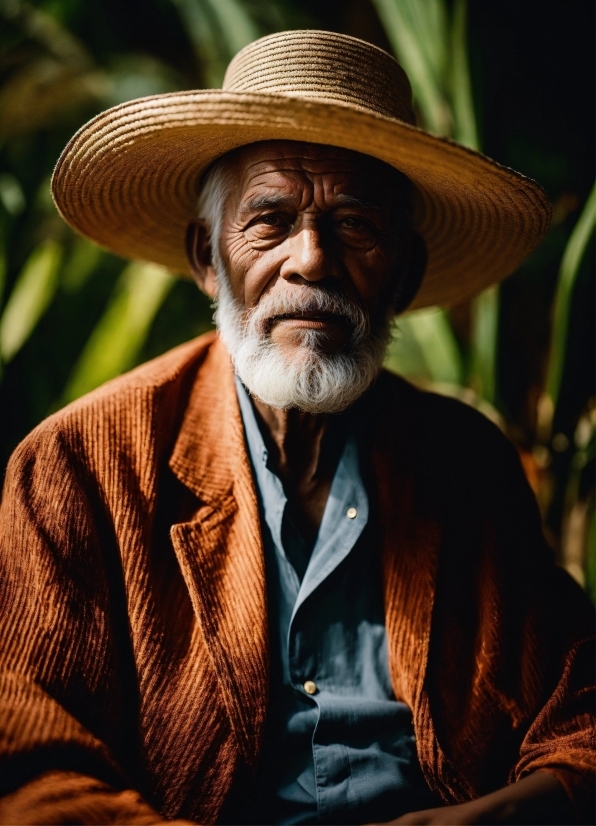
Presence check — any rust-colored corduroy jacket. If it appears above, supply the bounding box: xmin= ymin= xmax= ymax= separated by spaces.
xmin=0 ymin=333 xmax=594 ymax=825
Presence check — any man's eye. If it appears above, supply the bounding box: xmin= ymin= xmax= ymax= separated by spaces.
xmin=244 ymin=213 xmax=290 ymax=244
xmin=337 ymin=216 xmax=375 ymax=233
xmin=341 ymin=217 xmax=365 ymax=229
xmin=334 ymin=215 xmax=379 ymax=249
xmin=259 ymin=214 xmax=284 ymax=227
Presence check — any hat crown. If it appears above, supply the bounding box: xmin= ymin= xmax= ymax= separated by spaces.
xmin=223 ymin=30 xmax=415 ymax=125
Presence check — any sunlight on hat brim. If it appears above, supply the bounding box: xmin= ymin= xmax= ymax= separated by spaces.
xmin=52 ymin=90 xmax=552 ymax=310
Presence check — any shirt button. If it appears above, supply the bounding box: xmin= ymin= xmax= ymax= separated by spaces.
xmin=346 ymin=507 xmax=357 ymax=519
xmin=303 ymin=680 xmax=318 ymax=695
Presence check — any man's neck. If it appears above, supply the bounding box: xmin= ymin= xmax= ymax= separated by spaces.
xmin=251 ymin=398 xmax=347 ymax=542
xmin=251 ymin=399 xmax=329 ymax=483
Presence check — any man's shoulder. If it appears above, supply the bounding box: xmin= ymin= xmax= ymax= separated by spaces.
xmin=8 ymin=332 xmax=220 ymax=469
xmin=373 ymin=368 xmax=526 ymax=495
xmin=377 ymin=368 xmax=508 ymax=450
xmin=374 ymin=370 xmax=546 ymax=552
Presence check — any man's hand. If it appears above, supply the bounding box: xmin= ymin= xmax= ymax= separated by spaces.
xmin=373 ymin=771 xmax=575 ymax=825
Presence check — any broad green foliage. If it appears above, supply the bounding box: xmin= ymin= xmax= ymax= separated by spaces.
xmin=172 ymin=0 xmax=261 ymax=87
xmin=449 ymin=0 xmax=479 ymax=151
xmin=61 ymin=238 xmax=103 ymax=293
xmin=373 ymin=0 xmax=450 ymax=136
xmin=62 ymin=262 xmax=173 ymax=403
xmin=546 ymin=183 xmax=596 ymax=411
xmin=0 ymin=240 xmax=61 ymax=364
xmin=470 ymin=286 xmax=499 ymax=404
xmin=386 ymin=308 xmax=463 ymax=386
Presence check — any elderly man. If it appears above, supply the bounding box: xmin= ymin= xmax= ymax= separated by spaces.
xmin=0 ymin=30 xmax=593 ymax=826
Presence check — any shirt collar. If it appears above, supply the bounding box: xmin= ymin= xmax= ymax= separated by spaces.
xmin=234 ymin=378 xmax=369 ymax=610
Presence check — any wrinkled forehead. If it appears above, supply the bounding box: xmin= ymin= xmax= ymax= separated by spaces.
xmin=219 ymin=140 xmax=411 ymax=208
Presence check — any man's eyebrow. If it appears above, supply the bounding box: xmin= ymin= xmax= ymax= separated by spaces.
xmin=239 ymin=195 xmax=297 ymax=215
xmin=333 ymin=194 xmax=383 ymax=211
xmin=238 ymin=193 xmax=383 ymax=216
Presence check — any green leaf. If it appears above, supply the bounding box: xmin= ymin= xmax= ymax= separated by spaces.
xmin=172 ymin=0 xmax=260 ymax=88
xmin=388 ymin=307 xmax=463 ymax=385
xmin=0 ymin=239 xmax=61 ymax=364
xmin=449 ymin=0 xmax=479 ymax=150
xmin=470 ymin=284 xmax=499 ymax=405
xmin=0 ymin=225 xmax=5 ymax=308
xmin=385 ymin=318 xmax=430 ymax=380
xmin=61 ymin=237 xmax=103 ymax=293
xmin=402 ymin=0 xmax=448 ymax=87
xmin=171 ymin=0 xmax=229 ymax=87
xmin=371 ymin=0 xmax=451 ymax=135
xmin=0 ymin=173 xmax=26 ymax=215
xmin=546 ymin=182 xmax=596 ymax=410
xmin=62 ymin=262 xmax=173 ymax=403
xmin=203 ymin=0 xmax=260 ymax=57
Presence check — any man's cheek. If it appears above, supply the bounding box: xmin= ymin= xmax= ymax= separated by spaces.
xmin=353 ymin=252 xmax=399 ymax=307
xmin=241 ymin=260 xmax=284 ymax=308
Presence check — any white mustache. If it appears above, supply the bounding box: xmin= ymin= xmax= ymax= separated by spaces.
xmin=243 ymin=286 xmax=369 ymax=341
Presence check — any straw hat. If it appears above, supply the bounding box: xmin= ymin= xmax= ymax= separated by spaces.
xmin=51 ymin=30 xmax=551 ymax=310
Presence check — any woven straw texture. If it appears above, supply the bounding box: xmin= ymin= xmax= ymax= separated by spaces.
xmin=51 ymin=30 xmax=552 ymax=309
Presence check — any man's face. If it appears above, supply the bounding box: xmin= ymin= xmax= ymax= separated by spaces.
xmin=217 ymin=141 xmax=407 ymax=358
xmin=188 ymin=140 xmax=414 ymax=413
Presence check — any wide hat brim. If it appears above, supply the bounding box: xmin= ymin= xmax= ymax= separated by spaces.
xmin=51 ymin=89 xmax=552 ymax=310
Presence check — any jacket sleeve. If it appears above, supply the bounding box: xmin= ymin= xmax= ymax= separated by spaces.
xmin=488 ymin=436 xmax=595 ymax=824
xmin=510 ymin=565 xmax=595 ymax=825
xmin=0 ymin=772 xmax=170 ymax=825
xmin=484 ymin=431 xmax=595 ymax=824
xmin=0 ymin=423 xmax=186 ymax=825
xmin=417 ymin=391 xmax=595 ymax=824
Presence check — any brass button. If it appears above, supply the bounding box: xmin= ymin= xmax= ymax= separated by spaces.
xmin=346 ymin=507 xmax=357 ymax=519
xmin=303 ymin=680 xmax=318 ymax=695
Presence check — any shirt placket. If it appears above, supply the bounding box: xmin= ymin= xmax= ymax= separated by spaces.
xmin=287 ymin=435 xmax=369 ymax=820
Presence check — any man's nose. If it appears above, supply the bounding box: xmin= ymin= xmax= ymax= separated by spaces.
xmin=280 ymin=225 xmax=337 ymax=283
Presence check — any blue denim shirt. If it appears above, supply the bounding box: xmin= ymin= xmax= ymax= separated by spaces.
xmin=235 ymin=380 xmax=435 ymax=825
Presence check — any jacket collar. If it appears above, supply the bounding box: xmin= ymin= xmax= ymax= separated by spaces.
xmin=169 ymin=335 xmax=240 ymax=506
xmin=168 ymin=337 xmax=268 ymax=764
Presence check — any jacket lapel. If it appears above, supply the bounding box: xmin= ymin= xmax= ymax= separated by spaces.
xmin=369 ymin=376 xmax=441 ymax=725
xmin=376 ymin=454 xmax=441 ymax=712
xmin=168 ymin=339 xmax=268 ymax=765
xmin=371 ymin=374 xmax=466 ymax=803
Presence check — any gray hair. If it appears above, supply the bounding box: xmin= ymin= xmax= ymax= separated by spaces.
xmin=196 ymin=154 xmax=235 ymax=262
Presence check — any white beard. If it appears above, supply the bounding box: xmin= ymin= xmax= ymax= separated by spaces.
xmin=213 ymin=258 xmax=394 ymax=415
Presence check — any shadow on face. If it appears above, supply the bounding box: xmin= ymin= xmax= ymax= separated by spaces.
xmin=186 ymin=140 xmax=426 ymax=327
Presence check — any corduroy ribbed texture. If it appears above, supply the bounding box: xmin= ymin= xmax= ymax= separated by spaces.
xmin=0 ymin=333 xmax=593 ymax=824
xmin=50 ymin=30 xmax=552 ymax=310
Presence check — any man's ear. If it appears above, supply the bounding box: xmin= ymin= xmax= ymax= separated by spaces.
xmin=394 ymin=231 xmax=427 ymax=315
xmin=185 ymin=220 xmax=218 ymax=298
